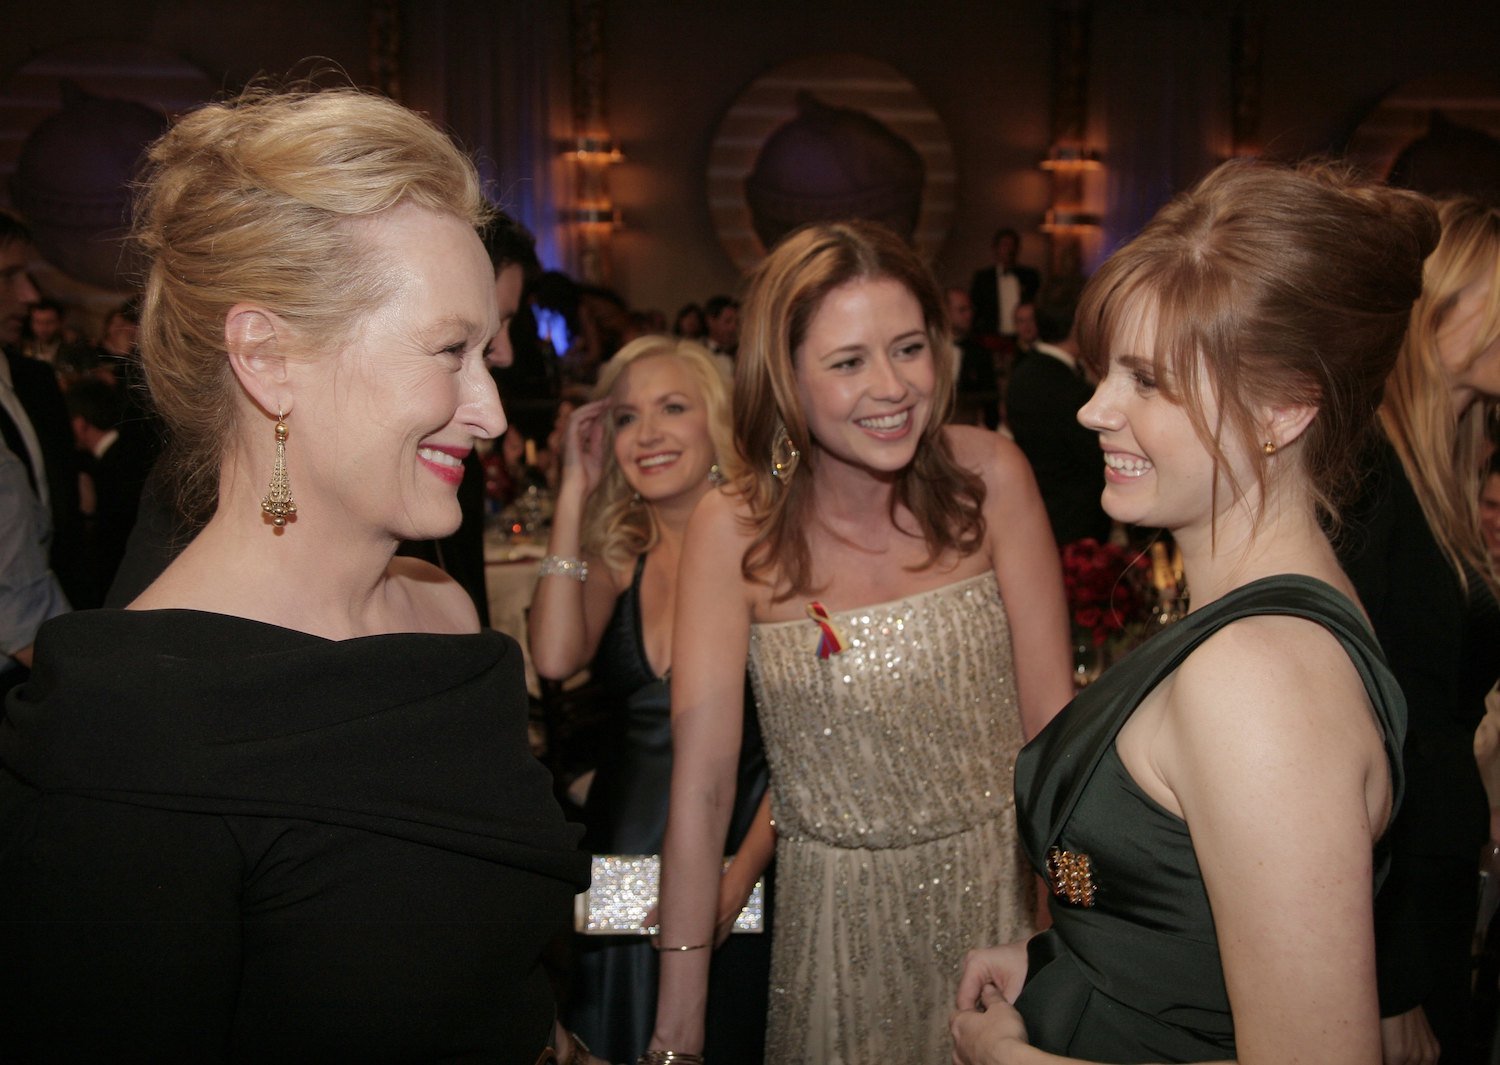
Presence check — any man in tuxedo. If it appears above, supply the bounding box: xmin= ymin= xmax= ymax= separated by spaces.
xmin=946 ymin=287 xmax=998 ymax=428
xmin=68 ymin=377 xmax=155 ymax=601
xmin=1004 ymin=308 xmax=1109 ymax=546
xmin=969 ymin=227 xmax=1041 ymax=341
xmin=0 ymin=214 xmax=70 ymax=691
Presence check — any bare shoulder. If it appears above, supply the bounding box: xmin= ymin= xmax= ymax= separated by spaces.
xmin=943 ymin=424 xmax=1035 ymax=497
xmin=386 ymin=556 xmax=479 ymax=635
xmin=688 ymin=485 xmax=758 ymax=549
xmin=1167 ymin=614 xmax=1375 ymax=755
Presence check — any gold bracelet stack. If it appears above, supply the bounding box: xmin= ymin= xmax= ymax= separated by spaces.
xmin=538 ymin=555 xmax=588 ymax=582
xmin=636 ymin=1052 xmax=705 ymax=1065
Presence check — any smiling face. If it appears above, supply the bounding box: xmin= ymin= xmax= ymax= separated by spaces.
xmin=1076 ymin=304 xmax=1256 ymax=537
xmin=298 ymin=205 xmax=504 ymax=542
xmin=794 ymin=276 xmax=935 ymax=479
xmin=609 ymin=353 xmax=716 ymax=507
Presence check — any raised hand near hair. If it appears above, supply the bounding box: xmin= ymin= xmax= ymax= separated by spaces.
xmin=558 ymin=398 xmax=612 ymax=500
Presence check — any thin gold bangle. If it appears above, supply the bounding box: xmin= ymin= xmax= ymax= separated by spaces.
xmin=652 ymin=940 xmax=709 ymax=952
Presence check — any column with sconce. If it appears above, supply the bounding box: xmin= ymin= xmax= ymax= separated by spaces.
xmin=1039 ymin=0 xmax=1104 ymax=317
xmin=565 ymin=0 xmax=622 ymax=286
xmin=1230 ymin=7 xmax=1264 ymax=159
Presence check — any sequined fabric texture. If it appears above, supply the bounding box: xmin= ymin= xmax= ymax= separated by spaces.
xmin=749 ymin=573 xmax=1032 ymax=1062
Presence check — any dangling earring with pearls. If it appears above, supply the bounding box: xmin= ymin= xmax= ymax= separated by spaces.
xmin=261 ymin=409 xmax=297 ymax=527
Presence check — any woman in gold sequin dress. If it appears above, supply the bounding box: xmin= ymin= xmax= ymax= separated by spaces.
xmin=645 ymin=221 xmax=1075 ymax=1063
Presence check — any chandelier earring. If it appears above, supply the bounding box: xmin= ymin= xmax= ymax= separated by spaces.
xmin=261 ymin=408 xmax=297 ymax=527
xmin=707 ymin=462 xmax=727 ymax=487
xmin=770 ymin=424 xmax=800 ymax=482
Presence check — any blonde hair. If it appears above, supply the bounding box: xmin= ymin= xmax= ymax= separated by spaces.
xmin=581 ymin=336 xmax=739 ymax=573
xmin=1380 ymin=196 xmax=1500 ymax=591
xmin=1076 ymin=160 xmax=1438 ymax=534
xmin=734 ymin=220 xmax=983 ymax=599
xmin=131 ymin=85 xmax=490 ymax=522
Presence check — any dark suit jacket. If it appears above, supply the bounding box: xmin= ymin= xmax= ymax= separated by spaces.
xmin=969 ymin=264 xmax=1041 ymax=337
xmin=4 ymin=348 xmax=85 ymax=604
xmin=83 ymin=424 xmax=157 ymax=601
xmin=1005 ymin=348 xmax=1108 ymax=546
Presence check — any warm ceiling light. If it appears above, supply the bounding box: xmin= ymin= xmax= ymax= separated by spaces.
xmin=1041 ymin=208 xmax=1102 ymax=232
xmin=1039 ymin=145 xmax=1103 ymax=172
xmin=562 ymin=136 xmax=624 ymax=163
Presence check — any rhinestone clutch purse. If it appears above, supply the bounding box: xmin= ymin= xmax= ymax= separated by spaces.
xmin=574 ymin=855 xmax=766 ymax=935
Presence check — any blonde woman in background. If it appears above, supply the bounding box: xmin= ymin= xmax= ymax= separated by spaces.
xmin=529 ymin=336 xmax=774 ymax=1064
xmin=1340 ymin=197 xmax=1500 ymax=1065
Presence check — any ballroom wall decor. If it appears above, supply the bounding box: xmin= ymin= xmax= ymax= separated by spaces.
xmin=1346 ymin=74 xmax=1500 ymax=203
xmin=707 ymin=53 xmax=954 ymax=272
xmin=0 ymin=41 xmax=215 ymax=309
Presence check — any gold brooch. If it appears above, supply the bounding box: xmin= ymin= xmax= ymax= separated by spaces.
xmin=1046 ymin=846 xmax=1097 ymax=907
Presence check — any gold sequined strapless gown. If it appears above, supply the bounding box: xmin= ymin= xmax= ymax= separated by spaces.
xmin=748 ymin=572 xmax=1032 ymax=1063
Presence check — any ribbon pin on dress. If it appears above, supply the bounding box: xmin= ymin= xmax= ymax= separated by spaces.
xmin=805 ymin=601 xmax=848 ymax=660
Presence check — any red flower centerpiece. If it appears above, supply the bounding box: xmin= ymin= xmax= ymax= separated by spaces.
xmin=1060 ymin=538 xmax=1153 ymax=684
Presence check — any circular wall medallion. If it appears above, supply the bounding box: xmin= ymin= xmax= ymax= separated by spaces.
xmin=707 ymin=53 xmax=954 ymax=272
xmin=0 ymin=41 xmax=215 ymax=300
xmin=1345 ymin=74 xmax=1500 ymax=199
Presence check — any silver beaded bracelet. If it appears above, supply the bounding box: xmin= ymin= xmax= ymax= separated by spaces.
xmin=538 ymin=555 xmax=588 ymax=582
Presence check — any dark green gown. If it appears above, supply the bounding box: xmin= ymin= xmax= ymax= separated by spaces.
xmin=1014 ymin=575 xmax=1407 ymax=1063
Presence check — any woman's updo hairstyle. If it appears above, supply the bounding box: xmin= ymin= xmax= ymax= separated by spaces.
xmin=1076 ymin=159 xmax=1439 ymax=527
xmin=132 ymin=86 xmax=490 ymax=522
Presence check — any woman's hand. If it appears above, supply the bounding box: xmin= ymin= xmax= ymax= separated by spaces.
xmin=713 ymin=862 xmax=757 ymax=947
xmin=1380 ymin=1007 xmax=1439 ymax=1065
xmin=558 ymin=398 xmax=611 ymax=499
xmin=551 ymin=1020 xmax=608 ymax=1065
xmin=950 ymin=984 xmax=1031 ymax=1065
xmin=955 ymin=940 xmax=1031 ymax=1010
xmin=640 ymin=862 xmax=759 ymax=948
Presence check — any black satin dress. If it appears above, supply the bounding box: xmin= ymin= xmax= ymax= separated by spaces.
xmin=0 ymin=610 xmax=588 ymax=1064
xmin=1014 ymin=575 xmax=1407 ymax=1063
xmin=566 ymin=554 xmax=772 ymax=1064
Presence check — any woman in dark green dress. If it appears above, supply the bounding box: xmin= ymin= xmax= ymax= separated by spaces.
xmin=951 ymin=161 xmax=1437 ymax=1065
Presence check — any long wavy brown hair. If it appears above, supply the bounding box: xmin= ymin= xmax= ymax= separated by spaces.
xmin=732 ymin=220 xmax=985 ymax=600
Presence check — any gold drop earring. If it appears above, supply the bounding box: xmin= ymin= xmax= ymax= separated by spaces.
xmin=261 ymin=408 xmax=297 ymax=527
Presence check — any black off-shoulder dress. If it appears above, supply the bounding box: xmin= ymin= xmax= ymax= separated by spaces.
xmin=0 ymin=610 xmax=588 ymax=1064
